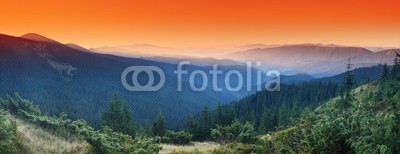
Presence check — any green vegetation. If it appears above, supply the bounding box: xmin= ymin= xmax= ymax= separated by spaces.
xmin=160 ymin=130 xmax=193 ymax=145
xmin=267 ymin=80 xmax=400 ymax=153
xmin=0 ymin=110 xmax=18 ymax=153
xmin=258 ymin=106 xmax=273 ymax=133
xmin=337 ymin=58 xmax=356 ymax=109
xmin=198 ymin=104 xmax=213 ymax=140
xmin=211 ymin=119 xmax=257 ymax=144
xmin=148 ymin=112 xmax=194 ymax=145
xmin=102 ymin=94 xmax=136 ymax=137
xmin=183 ymin=104 xmax=236 ymax=142
xmin=228 ymin=81 xmax=340 ymax=133
xmin=152 ymin=112 xmax=167 ymax=137
xmin=0 ymin=94 xmax=161 ymax=153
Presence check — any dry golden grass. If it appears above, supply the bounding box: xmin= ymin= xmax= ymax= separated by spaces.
xmin=159 ymin=142 xmax=221 ymax=154
xmin=12 ymin=117 xmax=90 ymax=153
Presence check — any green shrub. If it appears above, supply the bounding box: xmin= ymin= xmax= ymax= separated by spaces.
xmin=0 ymin=93 xmax=40 ymax=116
xmin=0 ymin=110 xmax=18 ymax=153
xmin=211 ymin=119 xmax=257 ymax=144
xmin=86 ymin=127 xmax=161 ymax=153
xmin=162 ymin=130 xmax=193 ymax=145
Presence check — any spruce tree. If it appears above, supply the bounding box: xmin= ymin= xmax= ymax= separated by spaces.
xmin=391 ymin=51 xmax=400 ymax=100
xmin=214 ymin=103 xmax=225 ymax=126
xmin=339 ymin=58 xmax=355 ymax=108
xmin=278 ymin=103 xmax=288 ymax=127
xmin=102 ymin=94 xmax=136 ymax=137
xmin=381 ymin=63 xmax=389 ymax=81
xmin=184 ymin=115 xmax=199 ymax=140
xmin=226 ymin=106 xmax=236 ymax=125
xmin=152 ymin=111 xmax=166 ymax=136
xmin=259 ymin=106 xmax=271 ymax=133
xmin=392 ymin=51 xmax=400 ymax=79
xmin=199 ymin=104 xmax=212 ymax=140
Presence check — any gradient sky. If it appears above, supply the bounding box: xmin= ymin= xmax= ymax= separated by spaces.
xmin=1 ymin=0 xmax=400 ymax=49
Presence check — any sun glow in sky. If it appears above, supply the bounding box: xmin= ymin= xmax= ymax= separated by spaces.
xmin=1 ymin=0 xmax=400 ymax=49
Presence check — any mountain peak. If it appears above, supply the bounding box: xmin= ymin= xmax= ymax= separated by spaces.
xmin=20 ymin=33 xmax=60 ymax=44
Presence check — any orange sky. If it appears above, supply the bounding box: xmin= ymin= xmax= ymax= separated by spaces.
xmin=1 ymin=0 xmax=400 ymax=48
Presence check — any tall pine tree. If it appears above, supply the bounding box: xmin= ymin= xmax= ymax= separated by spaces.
xmin=391 ymin=51 xmax=400 ymax=79
xmin=102 ymin=94 xmax=136 ymax=137
xmin=259 ymin=106 xmax=272 ymax=133
xmin=391 ymin=51 xmax=400 ymax=100
xmin=152 ymin=111 xmax=166 ymax=136
xmin=277 ymin=103 xmax=289 ymax=127
xmin=380 ymin=63 xmax=390 ymax=81
xmin=214 ymin=103 xmax=225 ymax=126
xmin=184 ymin=115 xmax=199 ymax=140
xmin=199 ymin=104 xmax=212 ymax=140
xmin=339 ymin=58 xmax=355 ymax=109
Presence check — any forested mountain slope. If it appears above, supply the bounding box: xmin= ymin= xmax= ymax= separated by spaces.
xmin=207 ymin=59 xmax=400 ymax=153
xmin=225 ymin=81 xmax=341 ymax=132
xmin=259 ymin=62 xmax=400 ymax=153
xmin=0 ymin=33 xmax=267 ymax=128
xmin=314 ymin=64 xmax=388 ymax=84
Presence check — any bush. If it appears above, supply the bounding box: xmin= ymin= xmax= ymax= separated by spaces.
xmin=162 ymin=130 xmax=193 ymax=145
xmin=0 ymin=93 xmax=40 ymax=116
xmin=87 ymin=127 xmax=161 ymax=153
xmin=211 ymin=119 xmax=257 ymax=144
xmin=0 ymin=110 xmax=18 ymax=153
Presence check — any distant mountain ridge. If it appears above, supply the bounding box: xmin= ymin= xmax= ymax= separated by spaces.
xmin=142 ymin=56 xmax=246 ymax=67
xmin=92 ymin=42 xmax=398 ymax=77
xmin=225 ymin=44 xmax=399 ymax=77
xmin=91 ymin=44 xmax=227 ymax=58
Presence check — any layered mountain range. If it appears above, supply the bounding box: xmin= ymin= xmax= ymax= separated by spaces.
xmin=225 ymin=44 xmax=399 ymax=77
xmin=93 ymin=42 xmax=399 ymax=77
